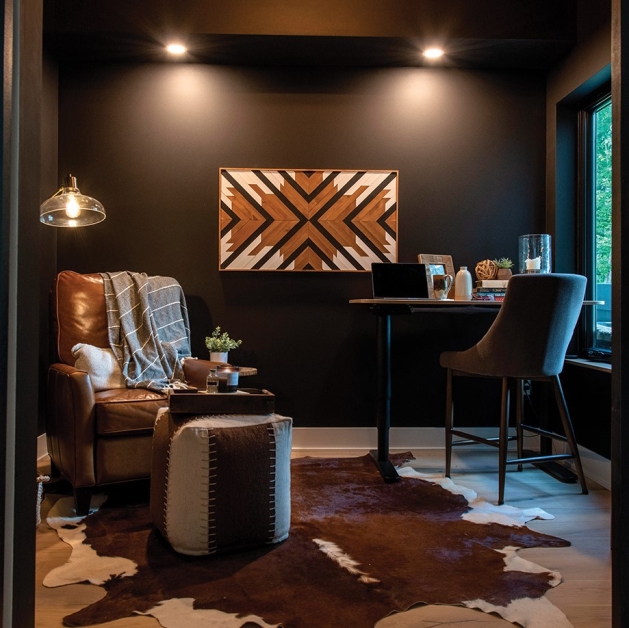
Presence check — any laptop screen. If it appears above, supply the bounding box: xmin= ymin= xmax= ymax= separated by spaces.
xmin=371 ymin=262 xmax=429 ymax=299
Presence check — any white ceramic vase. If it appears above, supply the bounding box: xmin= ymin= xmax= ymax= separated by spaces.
xmin=209 ymin=351 xmax=229 ymax=363
xmin=454 ymin=266 xmax=473 ymax=301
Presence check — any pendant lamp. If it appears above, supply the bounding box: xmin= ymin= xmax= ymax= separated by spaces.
xmin=40 ymin=175 xmax=105 ymax=227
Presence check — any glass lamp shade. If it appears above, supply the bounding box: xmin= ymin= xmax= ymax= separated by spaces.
xmin=40 ymin=175 xmax=105 ymax=227
xmin=518 ymin=234 xmax=552 ymax=274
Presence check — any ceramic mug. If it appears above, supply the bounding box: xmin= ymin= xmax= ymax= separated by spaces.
xmin=433 ymin=274 xmax=453 ymax=299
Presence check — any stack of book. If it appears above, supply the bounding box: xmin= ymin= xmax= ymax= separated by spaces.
xmin=473 ymin=279 xmax=509 ymax=301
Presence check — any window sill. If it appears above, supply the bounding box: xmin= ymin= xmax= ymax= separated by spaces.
xmin=565 ymin=357 xmax=611 ymax=373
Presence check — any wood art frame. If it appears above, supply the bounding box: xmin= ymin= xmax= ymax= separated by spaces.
xmin=219 ymin=168 xmax=398 ymax=271
xmin=418 ymin=253 xmax=455 ymax=298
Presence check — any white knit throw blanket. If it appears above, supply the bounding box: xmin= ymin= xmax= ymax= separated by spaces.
xmin=101 ymin=271 xmax=191 ymax=391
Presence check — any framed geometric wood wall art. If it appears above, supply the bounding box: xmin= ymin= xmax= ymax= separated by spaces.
xmin=219 ymin=168 xmax=398 ymax=271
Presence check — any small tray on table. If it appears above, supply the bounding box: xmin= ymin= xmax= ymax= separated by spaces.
xmin=168 ymin=388 xmax=275 ymax=415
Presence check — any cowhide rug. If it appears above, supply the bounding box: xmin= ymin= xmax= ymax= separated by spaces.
xmin=44 ymin=454 xmax=572 ymax=628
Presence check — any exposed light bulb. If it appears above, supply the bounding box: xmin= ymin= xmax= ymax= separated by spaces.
xmin=65 ymin=195 xmax=81 ymax=218
xmin=423 ymin=48 xmax=445 ymax=59
xmin=40 ymin=174 xmax=105 ymax=227
xmin=166 ymin=43 xmax=187 ymax=55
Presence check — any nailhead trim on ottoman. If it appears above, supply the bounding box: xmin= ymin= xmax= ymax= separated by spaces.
xmin=150 ymin=408 xmax=292 ymax=556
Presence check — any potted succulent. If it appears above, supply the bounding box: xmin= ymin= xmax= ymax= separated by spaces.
xmin=493 ymin=257 xmax=514 ymax=280
xmin=205 ymin=326 xmax=242 ymax=363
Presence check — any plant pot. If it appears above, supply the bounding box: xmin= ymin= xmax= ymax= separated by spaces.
xmin=497 ymin=268 xmax=512 ymax=280
xmin=209 ymin=352 xmax=229 ymax=363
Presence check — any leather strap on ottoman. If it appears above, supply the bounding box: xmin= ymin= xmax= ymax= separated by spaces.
xmin=151 ymin=409 xmax=292 ymax=556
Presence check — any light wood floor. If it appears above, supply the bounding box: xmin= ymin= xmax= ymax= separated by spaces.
xmin=36 ymin=450 xmax=611 ymax=627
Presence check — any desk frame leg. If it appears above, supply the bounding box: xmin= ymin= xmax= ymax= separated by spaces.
xmin=369 ymin=312 xmax=400 ymax=482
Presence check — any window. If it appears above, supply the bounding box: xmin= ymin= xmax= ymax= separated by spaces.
xmin=580 ymin=94 xmax=612 ymax=354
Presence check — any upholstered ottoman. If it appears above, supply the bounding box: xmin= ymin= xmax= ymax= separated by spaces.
xmin=151 ymin=408 xmax=292 ymax=556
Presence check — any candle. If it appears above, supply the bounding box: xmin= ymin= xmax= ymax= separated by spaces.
xmin=217 ymin=365 xmax=240 ymax=393
xmin=526 ymin=257 xmax=541 ymax=271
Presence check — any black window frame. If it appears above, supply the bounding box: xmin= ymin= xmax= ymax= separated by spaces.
xmin=577 ymin=82 xmax=612 ymax=358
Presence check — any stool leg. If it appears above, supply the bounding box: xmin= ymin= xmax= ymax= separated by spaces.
xmin=445 ymin=368 xmax=454 ymax=478
xmin=498 ymin=377 xmax=510 ymax=505
xmin=552 ymin=375 xmax=588 ymax=495
xmin=516 ymin=379 xmax=524 ymax=472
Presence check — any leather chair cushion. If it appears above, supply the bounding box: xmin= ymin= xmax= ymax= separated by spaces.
xmin=95 ymin=389 xmax=168 ymax=435
xmin=55 ymin=271 xmax=109 ymax=365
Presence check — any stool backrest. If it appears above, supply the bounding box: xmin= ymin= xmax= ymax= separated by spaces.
xmin=475 ymin=273 xmax=586 ymax=378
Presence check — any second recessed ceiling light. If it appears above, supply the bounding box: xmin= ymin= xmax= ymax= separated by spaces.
xmin=423 ymin=48 xmax=444 ymax=59
xmin=166 ymin=43 xmax=187 ymax=55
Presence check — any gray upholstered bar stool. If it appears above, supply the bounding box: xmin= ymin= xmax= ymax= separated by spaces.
xmin=439 ymin=273 xmax=588 ymax=504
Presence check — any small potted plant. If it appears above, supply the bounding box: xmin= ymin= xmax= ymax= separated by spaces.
xmin=205 ymin=326 xmax=242 ymax=363
xmin=493 ymin=257 xmax=514 ymax=280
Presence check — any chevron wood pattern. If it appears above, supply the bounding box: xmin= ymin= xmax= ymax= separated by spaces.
xmin=219 ymin=169 xmax=398 ymax=271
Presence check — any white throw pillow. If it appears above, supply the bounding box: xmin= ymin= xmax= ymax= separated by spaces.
xmin=72 ymin=343 xmax=126 ymax=392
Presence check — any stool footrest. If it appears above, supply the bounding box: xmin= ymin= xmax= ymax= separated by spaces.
xmin=450 ymin=429 xmax=516 ymax=448
xmin=520 ymin=423 xmax=568 ymax=443
xmin=506 ymin=452 xmax=573 ymax=465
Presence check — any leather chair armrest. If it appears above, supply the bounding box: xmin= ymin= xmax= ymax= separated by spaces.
xmin=182 ymin=358 xmax=225 ymax=389
xmin=46 ymin=363 xmax=97 ymax=488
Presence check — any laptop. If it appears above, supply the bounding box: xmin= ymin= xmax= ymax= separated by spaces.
xmin=371 ymin=262 xmax=430 ymax=300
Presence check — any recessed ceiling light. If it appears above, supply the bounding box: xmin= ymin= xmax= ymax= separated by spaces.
xmin=423 ymin=48 xmax=444 ymax=60
xmin=166 ymin=44 xmax=187 ymax=55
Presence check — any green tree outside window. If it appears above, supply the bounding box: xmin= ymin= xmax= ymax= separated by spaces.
xmin=594 ymin=101 xmax=612 ymax=285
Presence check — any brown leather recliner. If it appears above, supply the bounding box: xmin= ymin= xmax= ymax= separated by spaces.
xmin=46 ymin=271 xmax=215 ymax=515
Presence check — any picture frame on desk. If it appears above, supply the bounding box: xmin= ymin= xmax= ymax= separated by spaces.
xmin=418 ymin=254 xmax=455 ymax=298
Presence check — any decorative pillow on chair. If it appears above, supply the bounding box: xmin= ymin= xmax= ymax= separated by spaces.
xmin=72 ymin=343 xmax=126 ymax=391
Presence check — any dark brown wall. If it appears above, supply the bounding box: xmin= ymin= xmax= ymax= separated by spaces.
xmin=546 ymin=13 xmax=611 ymax=457
xmin=55 ymin=62 xmax=545 ymax=427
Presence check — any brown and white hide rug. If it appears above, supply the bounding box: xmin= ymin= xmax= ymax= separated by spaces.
xmin=44 ymin=453 xmax=573 ymax=628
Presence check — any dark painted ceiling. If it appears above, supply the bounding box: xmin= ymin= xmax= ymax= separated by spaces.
xmin=44 ymin=0 xmax=581 ymax=70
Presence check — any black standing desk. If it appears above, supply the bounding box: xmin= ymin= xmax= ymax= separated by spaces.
xmin=350 ymin=298 xmax=502 ymax=483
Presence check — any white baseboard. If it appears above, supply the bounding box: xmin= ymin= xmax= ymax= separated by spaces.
xmin=38 ymin=427 xmax=610 ymax=490
xmin=292 ymin=427 xmax=611 ymax=490
xmin=577 ymin=446 xmax=611 ymax=490
xmin=553 ymin=440 xmax=611 ymax=490
xmin=292 ymin=427 xmax=507 ymax=451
